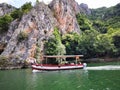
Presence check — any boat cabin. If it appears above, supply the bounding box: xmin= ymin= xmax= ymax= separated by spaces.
xmin=42 ymin=55 xmax=84 ymax=65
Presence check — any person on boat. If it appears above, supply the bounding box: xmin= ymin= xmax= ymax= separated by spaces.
xmin=83 ymin=63 xmax=87 ymax=68
xmin=76 ymin=56 xmax=81 ymax=64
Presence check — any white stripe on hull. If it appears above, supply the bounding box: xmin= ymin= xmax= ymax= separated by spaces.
xmin=32 ymin=65 xmax=83 ymax=72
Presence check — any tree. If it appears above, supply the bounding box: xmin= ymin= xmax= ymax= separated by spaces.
xmin=62 ymin=33 xmax=80 ymax=55
xmin=76 ymin=13 xmax=92 ymax=31
xmin=78 ymin=30 xmax=100 ymax=58
xmin=10 ymin=9 xmax=23 ymax=20
xmin=45 ymin=37 xmax=58 ymax=55
xmin=45 ymin=27 xmax=66 ymax=55
xmin=112 ymin=29 xmax=120 ymax=56
xmin=94 ymin=34 xmax=115 ymax=57
xmin=92 ymin=20 xmax=108 ymax=33
xmin=0 ymin=14 xmax=13 ymax=33
xmin=21 ymin=2 xmax=32 ymax=14
xmin=36 ymin=0 xmax=39 ymax=4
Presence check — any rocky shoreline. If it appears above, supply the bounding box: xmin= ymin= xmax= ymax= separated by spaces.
xmin=0 ymin=65 xmax=31 ymax=70
xmin=0 ymin=66 xmax=23 ymax=70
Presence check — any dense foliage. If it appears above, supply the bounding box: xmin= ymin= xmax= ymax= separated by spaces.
xmin=21 ymin=2 xmax=32 ymax=14
xmin=10 ymin=9 xmax=23 ymax=20
xmin=76 ymin=14 xmax=92 ymax=31
xmin=44 ymin=27 xmax=66 ymax=64
xmin=90 ymin=3 xmax=120 ymax=29
xmin=62 ymin=29 xmax=116 ymax=58
xmin=11 ymin=2 xmax=32 ymax=20
xmin=45 ymin=27 xmax=66 ymax=55
xmin=76 ymin=12 xmax=119 ymax=58
xmin=0 ymin=15 xmax=13 ymax=33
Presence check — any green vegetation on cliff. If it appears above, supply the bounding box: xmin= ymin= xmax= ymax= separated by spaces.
xmin=45 ymin=27 xmax=66 ymax=55
xmin=0 ymin=14 xmax=13 ymax=33
xmin=0 ymin=2 xmax=32 ymax=34
xmin=90 ymin=3 xmax=120 ymax=29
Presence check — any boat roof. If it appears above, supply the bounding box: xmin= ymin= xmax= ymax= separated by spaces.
xmin=43 ymin=55 xmax=83 ymax=58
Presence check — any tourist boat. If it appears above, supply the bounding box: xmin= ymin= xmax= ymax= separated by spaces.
xmin=32 ymin=55 xmax=84 ymax=72
xmin=32 ymin=64 xmax=84 ymax=72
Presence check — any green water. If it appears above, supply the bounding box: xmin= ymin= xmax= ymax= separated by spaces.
xmin=0 ymin=62 xmax=120 ymax=90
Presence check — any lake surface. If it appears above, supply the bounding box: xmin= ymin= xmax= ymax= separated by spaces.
xmin=0 ymin=62 xmax=120 ymax=90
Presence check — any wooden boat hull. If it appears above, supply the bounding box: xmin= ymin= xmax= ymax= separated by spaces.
xmin=32 ymin=64 xmax=83 ymax=72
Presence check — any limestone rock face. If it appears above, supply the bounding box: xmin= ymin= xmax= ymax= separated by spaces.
xmin=0 ymin=3 xmax=15 ymax=16
xmin=0 ymin=0 xmax=89 ymax=65
xmin=0 ymin=19 xmax=19 ymax=55
xmin=79 ymin=3 xmax=91 ymax=15
xmin=1 ymin=2 xmax=57 ymax=63
xmin=49 ymin=0 xmax=80 ymax=34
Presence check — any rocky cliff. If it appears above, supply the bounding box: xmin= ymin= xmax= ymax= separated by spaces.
xmin=79 ymin=3 xmax=91 ymax=15
xmin=1 ymin=2 xmax=57 ymax=66
xmin=0 ymin=0 xmax=89 ymax=67
xmin=49 ymin=0 xmax=80 ymax=34
xmin=0 ymin=3 xmax=15 ymax=16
